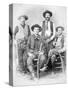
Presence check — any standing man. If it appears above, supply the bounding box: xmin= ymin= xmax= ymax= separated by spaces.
xmin=14 ymin=15 xmax=30 ymax=73
xmin=42 ymin=10 xmax=55 ymax=50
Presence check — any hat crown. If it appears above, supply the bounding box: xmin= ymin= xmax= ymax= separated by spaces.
xmin=31 ymin=24 xmax=42 ymax=32
xmin=18 ymin=15 xmax=28 ymax=20
xmin=43 ymin=10 xmax=52 ymax=18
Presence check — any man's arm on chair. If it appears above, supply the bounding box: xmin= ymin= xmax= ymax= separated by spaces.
xmin=58 ymin=47 xmax=66 ymax=53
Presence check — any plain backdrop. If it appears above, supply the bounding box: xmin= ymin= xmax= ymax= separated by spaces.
xmin=0 ymin=0 xmax=68 ymax=89
xmin=13 ymin=4 xmax=66 ymax=32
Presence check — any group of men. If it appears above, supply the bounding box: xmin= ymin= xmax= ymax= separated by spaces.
xmin=14 ymin=10 xmax=65 ymax=80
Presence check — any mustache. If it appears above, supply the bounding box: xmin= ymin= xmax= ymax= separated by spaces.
xmin=46 ymin=17 xmax=50 ymax=18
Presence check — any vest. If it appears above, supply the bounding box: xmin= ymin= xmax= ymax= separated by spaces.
xmin=16 ymin=24 xmax=29 ymax=40
xmin=28 ymin=34 xmax=42 ymax=52
xmin=42 ymin=21 xmax=53 ymax=39
xmin=55 ymin=34 xmax=64 ymax=49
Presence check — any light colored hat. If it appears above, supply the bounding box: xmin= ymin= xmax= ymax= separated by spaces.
xmin=18 ymin=15 xmax=28 ymax=20
xmin=56 ymin=26 xmax=64 ymax=31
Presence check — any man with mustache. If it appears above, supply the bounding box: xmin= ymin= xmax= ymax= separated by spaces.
xmin=40 ymin=10 xmax=55 ymax=71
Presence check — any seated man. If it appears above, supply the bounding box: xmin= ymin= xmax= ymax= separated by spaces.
xmin=48 ymin=26 xmax=65 ymax=64
xmin=27 ymin=24 xmax=47 ymax=80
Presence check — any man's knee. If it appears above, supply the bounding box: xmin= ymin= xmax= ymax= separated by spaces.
xmin=27 ymin=56 xmax=34 ymax=66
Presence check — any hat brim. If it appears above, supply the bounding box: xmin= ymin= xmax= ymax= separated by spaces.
xmin=32 ymin=28 xmax=42 ymax=32
xmin=18 ymin=15 xmax=28 ymax=20
xmin=56 ymin=26 xmax=64 ymax=31
xmin=31 ymin=24 xmax=42 ymax=32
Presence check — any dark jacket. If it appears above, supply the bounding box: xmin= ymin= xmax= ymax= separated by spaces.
xmin=27 ymin=34 xmax=48 ymax=54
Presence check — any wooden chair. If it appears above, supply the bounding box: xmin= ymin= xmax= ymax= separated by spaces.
xmin=53 ymin=52 xmax=65 ymax=73
xmin=33 ymin=58 xmax=40 ymax=79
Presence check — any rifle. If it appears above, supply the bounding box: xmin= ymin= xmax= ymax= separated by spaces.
xmin=37 ymin=43 xmax=42 ymax=79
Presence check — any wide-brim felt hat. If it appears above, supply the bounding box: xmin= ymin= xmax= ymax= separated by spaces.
xmin=18 ymin=15 xmax=28 ymax=20
xmin=31 ymin=24 xmax=42 ymax=32
xmin=56 ymin=26 xmax=64 ymax=31
xmin=43 ymin=10 xmax=52 ymax=18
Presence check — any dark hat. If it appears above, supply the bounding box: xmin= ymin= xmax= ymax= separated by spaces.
xmin=18 ymin=15 xmax=28 ymax=20
xmin=31 ymin=24 xmax=42 ymax=32
xmin=56 ymin=26 xmax=64 ymax=31
xmin=43 ymin=10 xmax=52 ymax=18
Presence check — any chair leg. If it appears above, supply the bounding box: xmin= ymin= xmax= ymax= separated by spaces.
xmin=37 ymin=59 xmax=40 ymax=79
xmin=59 ymin=54 xmax=64 ymax=73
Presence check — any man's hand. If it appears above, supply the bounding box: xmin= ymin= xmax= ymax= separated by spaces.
xmin=53 ymin=41 xmax=56 ymax=46
xmin=48 ymin=49 xmax=58 ymax=57
xmin=30 ymin=49 xmax=34 ymax=53
xmin=46 ymin=39 xmax=50 ymax=43
xmin=58 ymin=49 xmax=65 ymax=53
xmin=28 ymin=52 xmax=34 ymax=57
xmin=39 ymin=51 xmax=44 ymax=55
